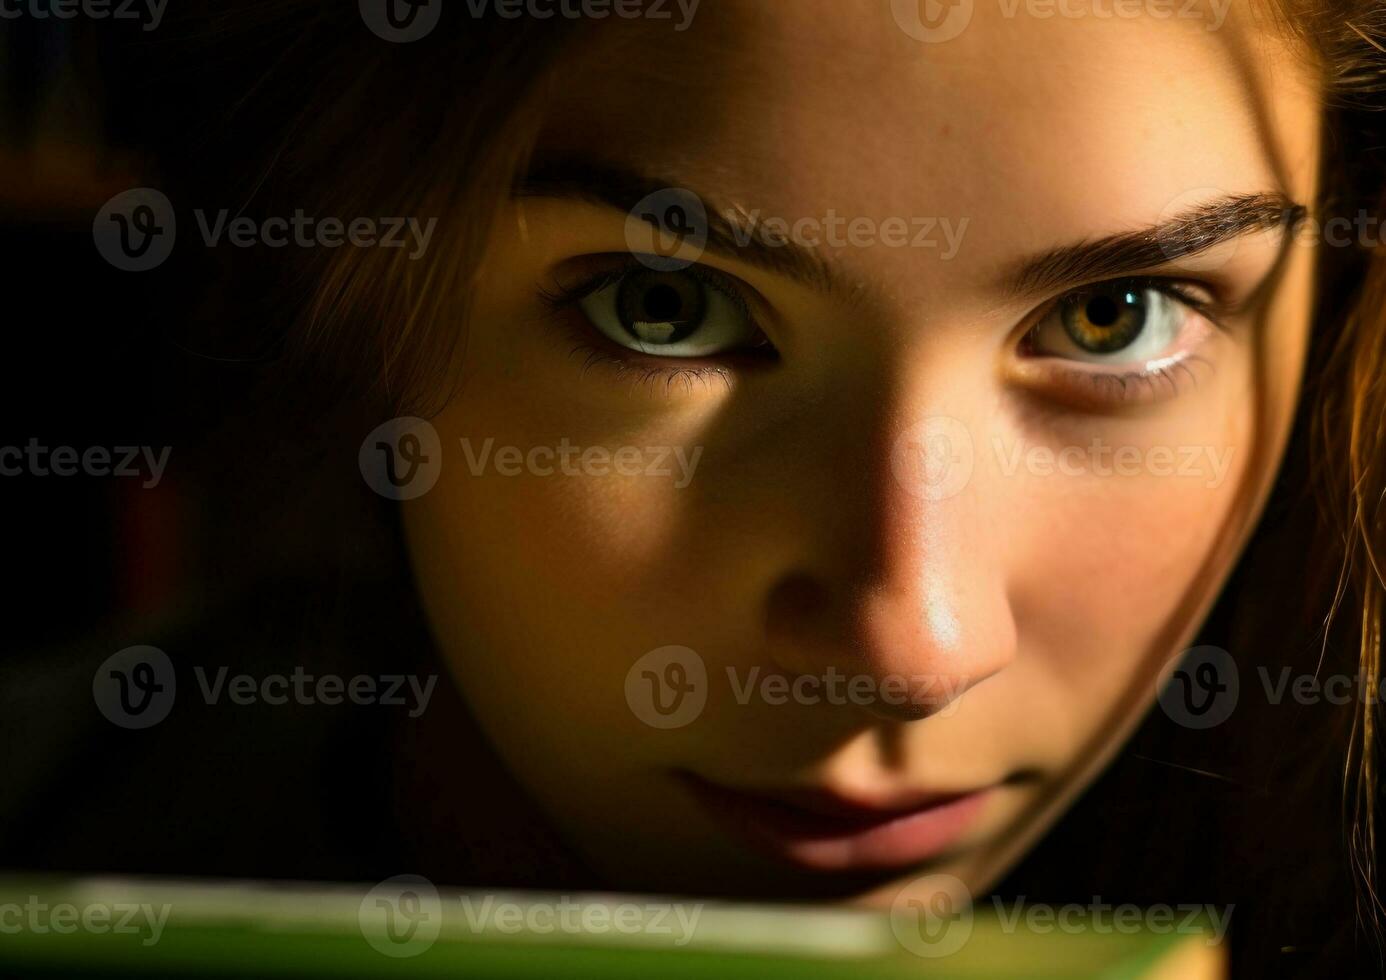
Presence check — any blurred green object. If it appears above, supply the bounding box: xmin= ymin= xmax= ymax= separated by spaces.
xmin=0 ymin=876 xmax=1224 ymax=978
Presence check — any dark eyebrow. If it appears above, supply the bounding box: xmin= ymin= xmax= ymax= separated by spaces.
xmin=1006 ymin=193 xmax=1307 ymax=297
xmin=517 ymin=160 xmax=1306 ymax=301
xmin=516 ymin=158 xmax=844 ymax=293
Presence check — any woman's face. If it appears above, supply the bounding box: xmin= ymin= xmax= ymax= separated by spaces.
xmin=403 ymin=0 xmax=1320 ymax=906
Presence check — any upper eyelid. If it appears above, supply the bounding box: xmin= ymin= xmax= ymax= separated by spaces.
xmin=545 ymin=254 xmax=772 ymax=329
xmin=1026 ymin=275 xmax=1227 ymax=333
xmin=546 ymin=254 xmax=749 ymax=297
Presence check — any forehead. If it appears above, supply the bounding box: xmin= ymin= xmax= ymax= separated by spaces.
xmin=533 ymin=0 xmax=1319 ymax=305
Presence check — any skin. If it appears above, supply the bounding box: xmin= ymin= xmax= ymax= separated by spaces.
xmin=402 ymin=0 xmax=1320 ymax=911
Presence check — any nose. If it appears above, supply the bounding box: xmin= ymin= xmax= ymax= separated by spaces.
xmin=761 ymin=411 xmax=1017 ymax=724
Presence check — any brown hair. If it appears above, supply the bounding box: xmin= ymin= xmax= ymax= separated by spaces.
xmin=1273 ymin=0 xmax=1386 ymax=939
xmin=145 ymin=0 xmax=1386 ymax=962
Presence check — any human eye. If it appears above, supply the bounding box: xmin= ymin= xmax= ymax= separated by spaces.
xmin=543 ymin=257 xmax=775 ymax=366
xmin=1015 ymin=278 xmax=1223 ymax=405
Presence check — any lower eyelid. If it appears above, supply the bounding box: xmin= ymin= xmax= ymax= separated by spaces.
xmin=547 ymin=308 xmax=738 ymax=396
xmin=1009 ymin=309 xmax=1219 ymax=407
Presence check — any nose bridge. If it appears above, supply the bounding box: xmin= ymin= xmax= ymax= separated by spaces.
xmin=760 ymin=366 xmax=1015 ymax=721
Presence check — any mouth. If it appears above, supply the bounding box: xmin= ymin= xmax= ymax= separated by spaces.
xmin=679 ymin=772 xmax=995 ymax=873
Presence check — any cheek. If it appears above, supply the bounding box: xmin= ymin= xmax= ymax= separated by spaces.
xmin=989 ymin=402 xmax=1256 ymax=763
xmin=399 ymin=356 xmax=723 ymax=779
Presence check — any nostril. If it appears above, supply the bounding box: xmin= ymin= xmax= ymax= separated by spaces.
xmin=764 ymin=571 xmax=833 ymax=639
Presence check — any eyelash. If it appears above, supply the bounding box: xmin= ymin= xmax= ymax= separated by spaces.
xmin=539 ymin=257 xmax=773 ymax=393
xmin=1017 ymin=276 xmax=1227 ymax=405
xmin=539 ymin=260 xmax=1225 ymax=404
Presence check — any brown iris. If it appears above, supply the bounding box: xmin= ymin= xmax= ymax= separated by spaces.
xmin=1059 ymin=286 xmax=1148 ymax=354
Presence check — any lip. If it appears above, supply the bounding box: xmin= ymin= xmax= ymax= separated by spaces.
xmin=681 ymin=773 xmax=994 ymax=872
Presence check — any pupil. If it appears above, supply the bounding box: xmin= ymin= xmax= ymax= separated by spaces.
xmin=643 ymin=283 xmax=684 ymax=322
xmin=616 ymin=269 xmax=706 ymax=346
xmin=1061 ymin=287 xmax=1147 ymax=354
xmin=1085 ymin=295 xmax=1120 ymax=327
